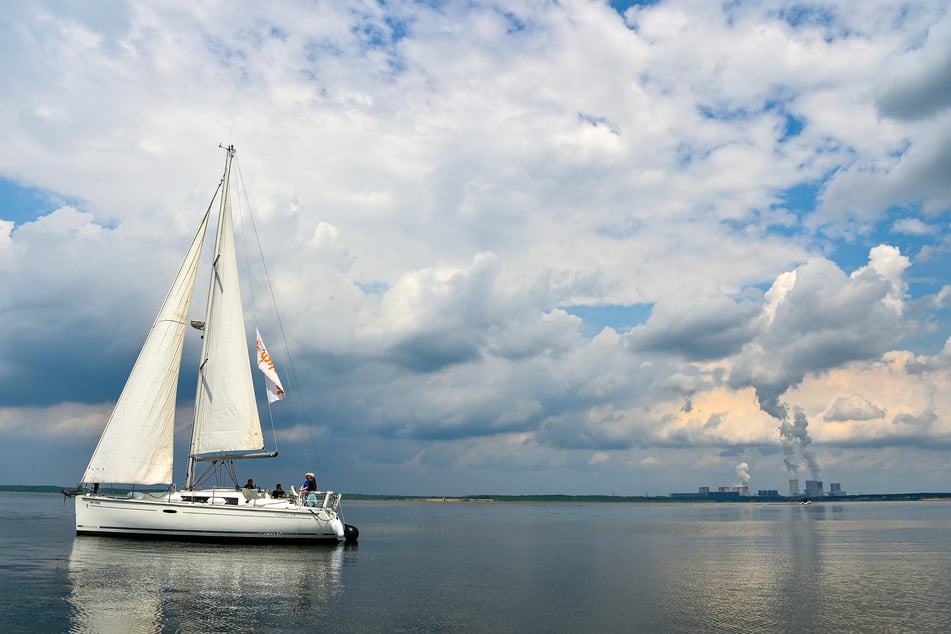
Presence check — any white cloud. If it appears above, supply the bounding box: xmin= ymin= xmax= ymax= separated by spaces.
xmin=0 ymin=219 xmax=16 ymax=271
xmin=892 ymin=217 xmax=936 ymax=235
xmin=0 ymin=402 xmax=110 ymax=437
xmin=824 ymin=394 xmax=886 ymax=422
xmin=876 ymin=9 xmax=951 ymax=121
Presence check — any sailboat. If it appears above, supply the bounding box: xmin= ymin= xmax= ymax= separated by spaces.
xmin=68 ymin=145 xmax=357 ymax=543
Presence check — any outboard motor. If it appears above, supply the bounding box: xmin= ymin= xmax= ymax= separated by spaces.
xmin=344 ymin=523 xmax=359 ymax=544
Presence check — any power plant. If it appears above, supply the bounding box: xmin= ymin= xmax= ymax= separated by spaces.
xmin=668 ymin=462 xmax=846 ymax=500
xmin=671 ymin=477 xmax=846 ymax=500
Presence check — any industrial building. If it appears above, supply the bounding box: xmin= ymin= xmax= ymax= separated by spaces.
xmin=671 ymin=480 xmax=847 ymax=500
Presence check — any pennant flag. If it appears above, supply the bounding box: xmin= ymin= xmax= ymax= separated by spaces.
xmin=256 ymin=329 xmax=286 ymax=403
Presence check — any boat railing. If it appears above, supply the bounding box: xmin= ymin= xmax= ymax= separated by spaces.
xmin=299 ymin=490 xmax=342 ymax=512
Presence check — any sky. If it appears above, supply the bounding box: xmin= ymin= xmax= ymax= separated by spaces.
xmin=1 ymin=0 xmax=950 ymax=497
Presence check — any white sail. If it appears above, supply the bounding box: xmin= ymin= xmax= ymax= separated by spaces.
xmin=190 ymin=149 xmax=265 ymax=459
xmin=82 ymin=211 xmax=211 ymax=485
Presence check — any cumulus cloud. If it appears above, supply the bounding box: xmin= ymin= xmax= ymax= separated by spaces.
xmin=820 ymin=6 xmax=951 ymax=224
xmin=824 ymin=394 xmax=886 ymax=422
xmin=876 ymin=10 xmax=951 ymax=121
xmin=624 ymin=282 xmax=761 ymax=361
xmin=730 ymin=247 xmax=910 ymax=418
xmin=820 ymin=121 xmax=951 ymax=220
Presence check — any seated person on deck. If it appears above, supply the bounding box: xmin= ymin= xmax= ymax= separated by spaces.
xmin=271 ymin=484 xmax=286 ymax=498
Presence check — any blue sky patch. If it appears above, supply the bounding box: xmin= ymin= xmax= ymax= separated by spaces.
xmin=0 ymin=178 xmax=76 ymax=225
xmin=356 ymin=280 xmax=390 ymax=296
xmin=565 ymin=303 xmax=652 ymax=337
xmin=778 ymin=182 xmax=818 ymax=212
xmin=780 ymin=113 xmax=805 ymax=141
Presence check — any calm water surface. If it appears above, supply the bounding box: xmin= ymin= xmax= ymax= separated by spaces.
xmin=1 ymin=493 xmax=949 ymax=632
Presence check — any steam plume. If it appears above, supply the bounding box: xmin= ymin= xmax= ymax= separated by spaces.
xmin=734 ymin=462 xmax=751 ymax=487
xmin=777 ymin=407 xmax=820 ymax=479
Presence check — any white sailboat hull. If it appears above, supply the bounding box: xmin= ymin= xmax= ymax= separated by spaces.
xmin=75 ymin=494 xmax=345 ymax=543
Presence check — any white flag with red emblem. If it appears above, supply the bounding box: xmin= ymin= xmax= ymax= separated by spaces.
xmin=255 ymin=329 xmax=286 ymax=403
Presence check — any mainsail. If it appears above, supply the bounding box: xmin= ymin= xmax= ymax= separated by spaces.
xmin=189 ymin=146 xmax=266 ymax=461
xmin=82 ymin=211 xmax=211 ymax=485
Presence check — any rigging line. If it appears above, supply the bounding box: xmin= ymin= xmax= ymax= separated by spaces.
xmin=225 ymin=460 xmax=239 ymax=488
xmin=232 ymin=156 xmax=281 ymax=452
xmin=233 ymin=157 xmax=325 ymax=476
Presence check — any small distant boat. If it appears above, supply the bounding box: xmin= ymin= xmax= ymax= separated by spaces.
xmin=800 ymin=497 xmax=812 ymax=505
xmin=67 ymin=145 xmax=357 ymax=544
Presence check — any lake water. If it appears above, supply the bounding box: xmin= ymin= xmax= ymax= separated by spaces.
xmin=1 ymin=493 xmax=950 ymax=633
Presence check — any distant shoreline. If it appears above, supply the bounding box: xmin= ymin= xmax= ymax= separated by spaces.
xmin=3 ymin=485 xmax=950 ymax=503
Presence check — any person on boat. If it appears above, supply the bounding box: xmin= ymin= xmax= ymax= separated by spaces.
xmin=300 ymin=472 xmax=320 ymax=507
xmin=301 ymin=472 xmax=318 ymax=493
xmin=271 ymin=483 xmax=286 ymax=499
xmin=245 ymin=478 xmax=256 ymax=489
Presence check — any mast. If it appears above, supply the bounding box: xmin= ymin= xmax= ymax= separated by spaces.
xmin=185 ymin=145 xmax=236 ymax=489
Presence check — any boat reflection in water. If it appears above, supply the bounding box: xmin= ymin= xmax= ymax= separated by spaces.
xmin=67 ymin=536 xmax=344 ymax=632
